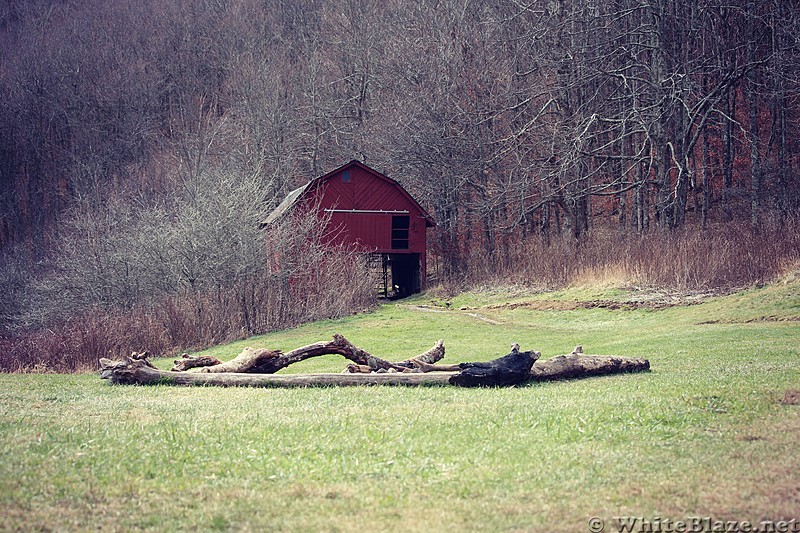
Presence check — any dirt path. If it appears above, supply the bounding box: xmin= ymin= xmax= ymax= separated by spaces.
xmin=397 ymin=304 xmax=504 ymax=324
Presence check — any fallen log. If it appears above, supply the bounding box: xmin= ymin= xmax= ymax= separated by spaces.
xmin=99 ymin=351 xmax=650 ymax=388
xmin=529 ymin=353 xmax=650 ymax=381
xmin=101 ymin=358 xmax=454 ymax=387
xmin=449 ymin=343 xmax=541 ymax=387
xmin=169 ymin=335 xmax=445 ymax=374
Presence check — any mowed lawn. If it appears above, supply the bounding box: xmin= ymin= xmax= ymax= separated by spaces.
xmin=1 ymin=279 xmax=799 ymax=532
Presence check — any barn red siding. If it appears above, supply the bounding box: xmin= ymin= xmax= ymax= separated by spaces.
xmin=271 ymin=160 xmax=434 ymax=293
xmin=302 ymin=163 xmax=431 ymax=255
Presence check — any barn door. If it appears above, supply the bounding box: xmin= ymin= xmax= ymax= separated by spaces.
xmin=391 ymin=215 xmax=410 ymax=249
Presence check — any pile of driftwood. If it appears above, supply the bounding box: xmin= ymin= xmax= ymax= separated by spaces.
xmin=99 ymin=334 xmax=650 ymax=388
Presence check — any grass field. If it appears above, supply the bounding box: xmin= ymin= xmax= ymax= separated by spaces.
xmin=1 ymin=277 xmax=799 ymax=532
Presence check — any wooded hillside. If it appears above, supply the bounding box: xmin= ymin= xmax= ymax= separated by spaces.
xmin=1 ymin=0 xmax=798 ymax=370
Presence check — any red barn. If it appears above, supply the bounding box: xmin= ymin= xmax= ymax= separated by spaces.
xmin=264 ymin=160 xmax=435 ymax=298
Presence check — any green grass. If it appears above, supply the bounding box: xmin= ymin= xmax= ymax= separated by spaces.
xmin=1 ymin=280 xmax=799 ymax=531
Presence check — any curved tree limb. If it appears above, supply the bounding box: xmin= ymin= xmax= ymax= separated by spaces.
xmin=170 ymin=335 xmax=446 ymax=374
xmin=344 ymin=339 xmax=446 ymax=374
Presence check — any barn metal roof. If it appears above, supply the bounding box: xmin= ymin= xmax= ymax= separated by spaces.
xmin=262 ymin=160 xmax=435 ymax=227
xmin=262 ymin=182 xmax=310 ymax=226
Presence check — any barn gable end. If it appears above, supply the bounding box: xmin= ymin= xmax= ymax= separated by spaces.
xmin=264 ymin=161 xmax=435 ymax=298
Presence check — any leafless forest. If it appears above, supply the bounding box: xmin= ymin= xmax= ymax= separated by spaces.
xmin=1 ymin=0 xmax=798 ymax=370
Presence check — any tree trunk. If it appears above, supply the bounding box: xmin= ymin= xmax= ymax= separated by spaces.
xmin=701 ymin=107 xmax=711 ymax=230
xmin=721 ymin=91 xmax=735 ymax=222
xmin=746 ymin=0 xmax=761 ymax=230
xmin=100 ymin=345 xmax=650 ymax=388
xmin=770 ymin=0 xmax=789 ymax=220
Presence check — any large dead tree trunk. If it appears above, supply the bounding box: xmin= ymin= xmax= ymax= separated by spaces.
xmin=99 ymin=340 xmax=650 ymax=388
xmin=101 ymin=360 xmax=455 ymax=387
xmin=529 ymin=352 xmax=649 ymax=381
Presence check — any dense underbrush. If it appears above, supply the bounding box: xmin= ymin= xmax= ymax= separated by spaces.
xmin=441 ymin=220 xmax=800 ymax=293
xmin=0 ymin=255 xmax=376 ymax=373
xmin=2 ymin=221 xmax=798 ymax=373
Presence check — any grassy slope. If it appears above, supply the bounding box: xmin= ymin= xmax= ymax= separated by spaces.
xmin=0 ymin=279 xmax=798 ymax=532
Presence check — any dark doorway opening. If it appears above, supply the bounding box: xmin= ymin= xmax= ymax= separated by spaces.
xmin=370 ymin=253 xmax=421 ymax=299
xmin=390 ymin=253 xmax=420 ymax=298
